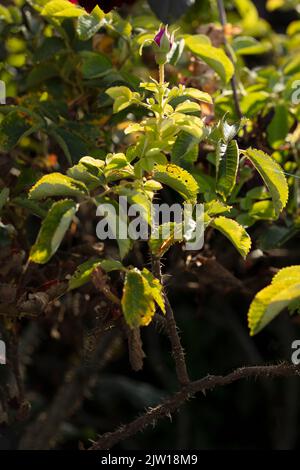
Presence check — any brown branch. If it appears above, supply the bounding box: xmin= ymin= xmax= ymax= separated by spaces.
xmin=151 ymin=256 xmax=190 ymax=387
xmin=89 ymin=362 xmax=300 ymax=450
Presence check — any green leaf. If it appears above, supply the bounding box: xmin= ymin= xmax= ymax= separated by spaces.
xmin=248 ymin=266 xmax=300 ymax=335
xmin=153 ymin=164 xmax=199 ymax=202
xmin=272 ymin=266 xmax=300 ymax=285
xmin=0 ymin=110 xmax=43 ymax=152
xmin=171 ymin=131 xmax=199 ymax=167
xmin=12 ymin=197 xmax=48 ymax=218
xmin=141 ymin=268 xmax=166 ymax=314
xmin=232 ymin=36 xmax=271 ymax=55
xmin=248 ymin=200 xmax=276 ymax=220
xmin=184 ymin=88 xmax=213 ymax=104
xmin=69 ymin=259 xmax=102 ymax=290
xmin=67 ymin=163 xmax=101 ymax=189
xmin=172 ymin=113 xmax=204 ymax=140
xmin=80 ymin=156 xmax=105 ymax=172
xmin=118 ymin=187 xmax=152 ymax=224
xmin=220 ymin=118 xmax=241 ymax=143
xmin=106 ymin=86 xmax=135 ymax=113
xmin=211 ymin=216 xmax=251 ymax=258
xmin=0 ymin=5 xmax=12 ymax=23
xmin=169 ymin=38 xmax=185 ymax=66
xmin=204 ymin=199 xmax=232 ymax=216
xmin=29 ymin=173 xmax=88 ymax=200
xmin=41 ymin=0 xmax=83 ymax=18
xmin=106 ymin=86 xmax=132 ymax=101
xmin=121 ymin=268 xmax=165 ymax=328
xmin=95 ymin=197 xmax=132 ymax=259
xmin=175 ymin=101 xmax=201 ymax=114
xmin=67 ymin=156 xmax=104 ymax=189
xmin=48 ymin=129 xmax=72 ymax=166
xmin=30 ymin=200 xmax=78 ymax=264
xmin=244 ymin=148 xmax=288 ymax=216
xmin=240 ymin=91 xmax=269 ymax=117
xmin=191 ymin=169 xmax=215 ymax=193
xmin=80 ymin=51 xmax=112 ymax=79
xmin=216 ymin=140 xmax=239 ymax=199
xmin=68 ymin=258 xmax=123 ymax=290
xmin=143 ymin=180 xmax=163 ymax=191
xmin=185 ymin=36 xmax=234 ymax=83
xmin=76 ymin=9 xmax=105 ymax=40
xmin=181 ymin=33 xmax=211 ymax=45
xmin=267 ymin=104 xmax=290 ymax=149
xmin=105 ymin=153 xmax=128 ymax=172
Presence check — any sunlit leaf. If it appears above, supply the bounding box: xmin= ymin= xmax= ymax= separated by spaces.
xmin=211 ymin=216 xmax=251 ymax=258
xmin=153 ymin=164 xmax=199 ymax=201
xmin=185 ymin=36 xmax=234 ymax=83
xmin=68 ymin=258 xmax=124 ymax=290
xmin=29 ymin=173 xmax=88 ymax=200
xmin=30 ymin=200 xmax=78 ymax=264
xmin=244 ymin=148 xmax=288 ymax=216
xmin=248 ymin=266 xmax=300 ymax=335
xmin=121 ymin=267 xmax=165 ymax=328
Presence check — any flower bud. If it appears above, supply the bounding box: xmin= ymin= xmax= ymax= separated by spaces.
xmin=153 ymin=26 xmax=173 ymax=65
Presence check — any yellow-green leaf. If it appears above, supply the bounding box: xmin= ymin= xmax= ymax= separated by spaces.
xmin=121 ymin=268 xmax=165 ymax=328
xmin=248 ymin=266 xmax=300 ymax=335
xmin=41 ymin=0 xmax=83 ymax=18
xmin=68 ymin=258 xmax=124 ymax=291
xmin=244 ymin=148 xmax=288 ymax=216
xmin=122 ymin=269 xmax=156 ymax=328
xmin=175 ymin=101 xmax=201 ymax=114
xmin=30 ymin=200 xmax=77 ymax=264
xmin=29 ymin=173 xmax=88 ymax=200
xmin=184 ymin=88 xmax=213 ymax=104
xmin=185 ymin=36 xmax=234 ymax=83
xmin=106 ymin=86 xmax=135 ymax=113
xmin=211 ymin=216 xmax=251 ymax=258
xmin=141 ymin=268 xmax=166 ymax=314
xmin=272 ymin=266 xmax=300 ymax=285
xmin=153 ymin=164 xmax=199 ymax=202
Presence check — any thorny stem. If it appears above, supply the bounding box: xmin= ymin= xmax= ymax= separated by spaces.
xmin=151 ymin=255 xmax=190 ymax=387
xmin=216 ymin=0 xmax=242 ymax=119
xmin=90 ymin=362 xmax=300 ymax=450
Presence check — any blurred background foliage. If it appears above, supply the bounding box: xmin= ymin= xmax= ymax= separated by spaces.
xmin=0 ymin=0 xmax=300 ymax=450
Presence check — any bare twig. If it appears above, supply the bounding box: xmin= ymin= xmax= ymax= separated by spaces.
xmin=92 ymin=267 xmax=121 ymax=306
xmin=89 ymin=362 xmax=300 ymax=450
xmin=152 ymin=256 xmax=190 ymax=387
xmin=124 ymin=325 xmax=146 ymax=372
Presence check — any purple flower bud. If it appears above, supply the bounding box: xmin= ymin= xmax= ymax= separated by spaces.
xmin=154 ymin=28 xmax=166 ymax=47
xmin=154 ymin=26 xmax=172 ymax=50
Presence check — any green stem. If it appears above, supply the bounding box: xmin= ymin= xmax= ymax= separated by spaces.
xmin=159 ymin=64 xmax=165 ymax=86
